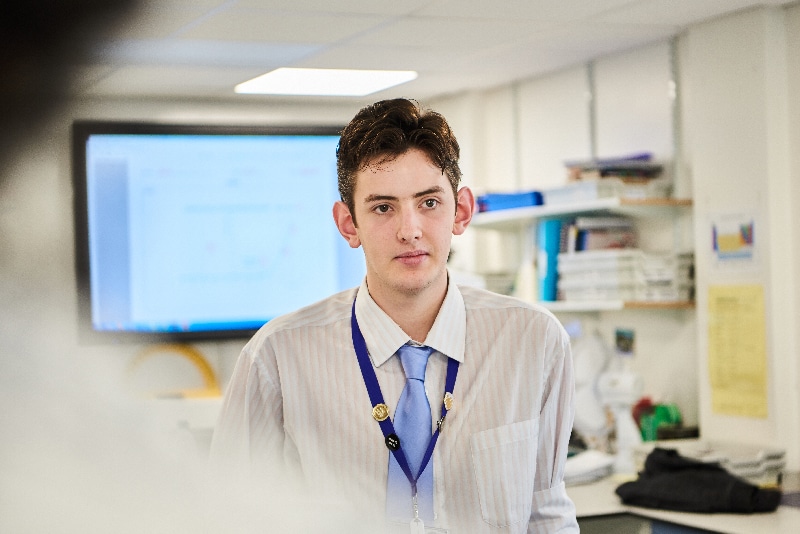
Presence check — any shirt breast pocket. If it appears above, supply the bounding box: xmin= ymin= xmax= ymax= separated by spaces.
xmin=470 ymin=419 xmax=538 ymax=528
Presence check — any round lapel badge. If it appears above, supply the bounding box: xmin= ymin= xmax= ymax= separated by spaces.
xmin=372 ymin=403 xmax=389 ymax=422
xmin=443 ymin=392 xmax=454 ymax=411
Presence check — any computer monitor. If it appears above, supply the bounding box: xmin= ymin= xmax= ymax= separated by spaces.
xmin=72 ymin=121 xmax=364 ymax=343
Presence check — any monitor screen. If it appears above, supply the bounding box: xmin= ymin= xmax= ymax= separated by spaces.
xmin=72 ymin=121 xmax=365 ymax=343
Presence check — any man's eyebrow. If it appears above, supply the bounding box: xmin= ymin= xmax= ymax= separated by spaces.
xmin=413 ymin=186 xmax=446 ymax=198
xmin=363 ymin=193 xmax=398 ymax=203
xmin=362 ymin=187 xmax=446 ymax=204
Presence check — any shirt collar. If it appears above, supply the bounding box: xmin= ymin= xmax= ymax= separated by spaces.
xmin=354 ymin=274 xmax=466 ymax=367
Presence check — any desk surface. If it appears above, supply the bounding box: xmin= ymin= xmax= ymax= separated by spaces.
xmin=567 ymin=476 xmax=800 ymax=534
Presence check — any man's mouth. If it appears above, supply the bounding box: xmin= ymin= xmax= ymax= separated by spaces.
xmin=395 ymin=250 xmax=428 ymax=264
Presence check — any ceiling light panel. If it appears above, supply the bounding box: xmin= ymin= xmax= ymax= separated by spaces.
xmin=235 ymin=68 xmax=418 ymax=96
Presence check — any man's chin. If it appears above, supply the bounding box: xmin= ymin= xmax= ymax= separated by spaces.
xmin=391 ymin=270 xmax=444 ymax=297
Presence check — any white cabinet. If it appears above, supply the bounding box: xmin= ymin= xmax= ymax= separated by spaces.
xmin=470 ymin=197 xmax=694 ymax=312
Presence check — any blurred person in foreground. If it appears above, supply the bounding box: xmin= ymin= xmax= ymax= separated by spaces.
xmin=212 ymin=98 xmax=578 ymax=533
xmin=0 ymin=3 xmax=358 ymax=532
xmin=0 ymin=1 xmax=134 ymax=169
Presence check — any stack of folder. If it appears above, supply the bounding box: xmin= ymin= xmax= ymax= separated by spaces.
xmin=556 ymin=249 xmax=694 ymax=302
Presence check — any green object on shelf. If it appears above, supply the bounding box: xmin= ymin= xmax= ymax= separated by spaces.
xmin=640 ymin=403 xmax=682 ymax=441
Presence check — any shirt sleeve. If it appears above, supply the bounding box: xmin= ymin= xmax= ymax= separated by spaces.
xmin=209 ymin=340 xmax=287 ymax=482
xmin=529 ymin=317 xmax=579 ymax=532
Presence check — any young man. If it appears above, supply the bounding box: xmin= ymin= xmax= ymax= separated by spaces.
xmin=211 ymin=98 xmax=578 ymax=532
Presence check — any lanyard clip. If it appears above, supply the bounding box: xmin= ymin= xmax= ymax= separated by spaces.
xmin=436 ymin=415 xmax=446 ymax=432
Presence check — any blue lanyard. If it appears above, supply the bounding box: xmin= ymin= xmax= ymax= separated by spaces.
xmin=351 ymin=300 xmax=459 ymax=496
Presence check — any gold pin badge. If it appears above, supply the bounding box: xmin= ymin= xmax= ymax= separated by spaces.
xmin=372 ymin=403 xmax=389 ymax=422
xmin=443 ymin=392 xmax=454 ymax=411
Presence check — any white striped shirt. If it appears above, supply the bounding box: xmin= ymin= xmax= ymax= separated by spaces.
xmin=210 ymin=276 xmax=578 ymax=533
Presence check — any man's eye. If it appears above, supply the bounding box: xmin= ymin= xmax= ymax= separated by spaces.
xmin=375 ymin=204 xmax=390 ymax=213
xmin=424 ymin=199 xmax=438 ymax=208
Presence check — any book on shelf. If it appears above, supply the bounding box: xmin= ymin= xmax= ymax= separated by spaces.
xmin=542 ymin=177 xmax=673 ymax=204
xmin=563 ymin=216 xmax=637 ymax=253
xmin=564 ymin=152 xmax=664 ymax=182
xmin=537 ymin=216 xmax=639 ymax=302
xmin=573 ymin=216 xmax=635 ymax=229
xmin=537 ymin=219 xmax=562 ymax=301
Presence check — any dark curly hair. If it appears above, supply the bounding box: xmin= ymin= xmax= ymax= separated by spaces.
xmin=336 ymin=98 xmax=462 ymax=224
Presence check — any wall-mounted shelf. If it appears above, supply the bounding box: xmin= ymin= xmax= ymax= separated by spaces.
xmin=470 ymin=196 xmax=695 ymax=312
xmin=471 ymin=197 xmax=693 ymax=232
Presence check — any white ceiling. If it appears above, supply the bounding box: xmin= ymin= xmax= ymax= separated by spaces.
xmin=74 ymin=0 xmax=796 ymax=103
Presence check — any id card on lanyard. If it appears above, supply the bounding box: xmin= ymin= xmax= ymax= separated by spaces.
xmin=350 ymin=299 xmax=459 ymax=532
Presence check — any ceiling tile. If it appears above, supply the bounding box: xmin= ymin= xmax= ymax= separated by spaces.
xmin=349 ymin=17 xmax=547 ymax=51
xmin=233 ymin=0 xmax=434 ymax=16
xmin=68 ymin=65 xmax=119 ymax=94
xmin=366 ymin=72 xmax=490 ymax=101
xmin=439 ymin=42 xmax=592 ymax=85
xmin=595 ymin=0 xmax=762 ymax=26
xmin=113 ymin=1 xmax=227 ymax=39
xmin=296 ymin=44 xmax=470 ymax=72
xmin=539 ymin=21 xmax=678 ymax=55
xmin=83 ymin=65 xmax=265 ymax=97
xmin=415 ymin=0 xmax=640 ymax=21
xmin=178 ymin=8 xmax=390 ymax=43
xmin=92 ymin=39 xmax=321 ymax=68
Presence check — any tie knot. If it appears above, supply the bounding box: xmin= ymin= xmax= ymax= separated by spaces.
xmin=398 ymin=344 xmax=433 ymax=382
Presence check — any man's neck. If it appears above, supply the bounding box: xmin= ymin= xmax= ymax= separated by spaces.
xmin=366 ymin=277 xmax=448 ymax=343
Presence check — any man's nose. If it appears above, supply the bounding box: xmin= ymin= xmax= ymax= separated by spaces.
xmin=397 ymin=208 xmax=422 ymax=242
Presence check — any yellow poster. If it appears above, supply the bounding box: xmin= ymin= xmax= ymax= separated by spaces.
xmin=707 ymin=284 xmax=768 ymax=418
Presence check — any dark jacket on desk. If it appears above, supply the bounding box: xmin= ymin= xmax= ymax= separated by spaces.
xmin=615 ymin=447 xmax=781 ymax=513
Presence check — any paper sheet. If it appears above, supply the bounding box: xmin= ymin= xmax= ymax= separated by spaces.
xmin=707 ymin=284 xmax=768 ymax=418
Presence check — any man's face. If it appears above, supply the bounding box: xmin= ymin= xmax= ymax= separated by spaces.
xmin=334 ymin=148 xmax=472 ymax=302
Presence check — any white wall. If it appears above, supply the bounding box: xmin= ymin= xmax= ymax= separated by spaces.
xmin=594 ymin=44 xmax=675 ymax=165
xmin=517 ymin=65 xmax=592 ymax=190
xmin=681 ymin=4 xmax=800 ymax=469
xmin=788 ymin=0 xmax=800 ymax=475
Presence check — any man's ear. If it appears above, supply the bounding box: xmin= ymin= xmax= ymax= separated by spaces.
xmin=452 ymin=186 xmax=475 ymax=236
xmin=333 ymin=201 xmax=361 ymax=248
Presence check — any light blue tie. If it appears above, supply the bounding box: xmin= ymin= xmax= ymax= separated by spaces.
xmin=386 ymin=343 xmax=434 ymax=522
